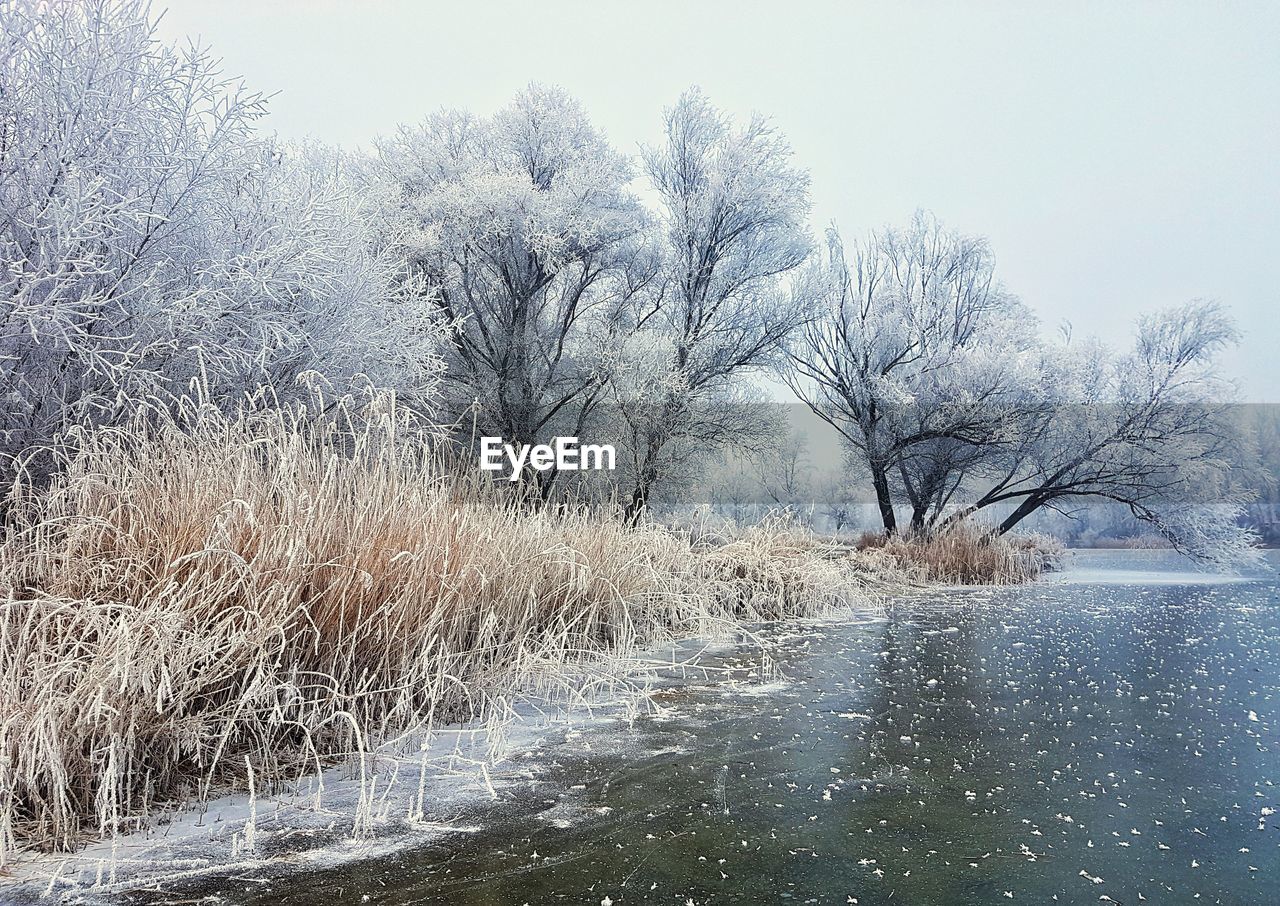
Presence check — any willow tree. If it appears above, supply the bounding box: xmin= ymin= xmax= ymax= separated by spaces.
xmin=789 ymin=214 xmax=1035 ymax=533
xmin=946 ymin=301 xmax=1259 ymax=567
xmin=373 ymin=86 xmax=654 ymax=494
xmin=616 ymin=89 xmax=813 ymax=518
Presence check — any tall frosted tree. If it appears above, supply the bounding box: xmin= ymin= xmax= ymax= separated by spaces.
xmin=372 ymin=86 xmax=653 ymax=493
xmin=947 ymin=301 xmax=1259 ymax=567
xmin=790 ymin=213 xmax=1036 ymax=533
xmin=617 ymin=89 xmax=813 ymax=518
xmin=795 ymin=212 xmax=1257 ymax=564
xmin=0 ymin=0 xmax=439 ymax=484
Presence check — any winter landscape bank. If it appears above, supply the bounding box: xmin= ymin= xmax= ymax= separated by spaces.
xmin=2 ymin=1 xmax=1275 ymax=902
xmin=0 ymin=391 xmax=1059 ymax=870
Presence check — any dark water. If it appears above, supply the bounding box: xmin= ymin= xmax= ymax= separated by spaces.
xmin=124 ymin=552 xmax=1279 ymax=905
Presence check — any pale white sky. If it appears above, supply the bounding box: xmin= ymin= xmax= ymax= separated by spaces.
xmin=155 ymin=0 xmax=1280 ymax=400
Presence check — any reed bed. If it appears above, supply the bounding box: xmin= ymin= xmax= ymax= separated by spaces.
xmin=0 ymin=395 xmax=885 ymax=862
xmin=863 ymin=522 xmax=1065 ymax=584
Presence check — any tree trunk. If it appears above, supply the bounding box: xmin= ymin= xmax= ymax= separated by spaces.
xmin=897 ymin=461 xmax=927 ymax=535
xmin=869 ymin=463 xmax=897 ymax=535
xmin=909 ymin=502 xmax=928 ymax=534
xmin=997 ymin=493 xmax=1046 ymax=535
xmin=623 ymin=448 xmax=661 ymax=525
xmin=623 ymin=479 xmax=650 ymax=525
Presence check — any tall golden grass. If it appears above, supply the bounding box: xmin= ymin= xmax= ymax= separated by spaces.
xmin=0 ymin=393 xmax=886 ymax=862
xmin=861 ymin=522 xmax=1065 ymax=584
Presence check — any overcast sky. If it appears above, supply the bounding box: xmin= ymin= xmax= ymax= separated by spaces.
xmin=154 ymin=1 xmax=1280 ymax=401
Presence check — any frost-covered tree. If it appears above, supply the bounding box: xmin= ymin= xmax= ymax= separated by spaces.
xmin=946 ymin=301 xmax=1260 ymax=567
xmin=2 ymin=0 xmax=252 ymax=467
xmin=617 ymin=89 xmax=813 ymax=518
xmin=227 ymin=146 xmax=442 ymax=408
xmin=792 ymin=210 xmax=1256 ymax=564
xmin=789 ymin=214 xmax=1037 ymax=533
xmin=0 ymin=0 xmax=439 ymax=484
xmin=372 ymin=86 xmax=653 ymax=493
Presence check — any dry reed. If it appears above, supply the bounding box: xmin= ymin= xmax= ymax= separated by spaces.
xmin=864 ymin=522 xmax=1065 ymax=584
xmin=0 ymin=393 xmax=885 ymax=862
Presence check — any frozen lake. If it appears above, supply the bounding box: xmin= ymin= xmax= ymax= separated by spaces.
xmin=51 ymin=551 xmax=1280 ymax=904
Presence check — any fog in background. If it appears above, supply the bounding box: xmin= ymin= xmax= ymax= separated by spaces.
xmin=154 ymin=0 xmax=1280 ymax=401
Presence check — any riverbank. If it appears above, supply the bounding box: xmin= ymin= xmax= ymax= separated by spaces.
xmin=0 ymin=399 xmax=1053 ymax=875
xmin=9 ymin=553 xmax=1272 ymax=905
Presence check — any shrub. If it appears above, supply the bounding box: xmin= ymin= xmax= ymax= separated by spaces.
xmin=875 ymin=523 xmax=1064 ymax=585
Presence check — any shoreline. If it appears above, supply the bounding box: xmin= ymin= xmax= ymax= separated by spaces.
xmin=5 ymin=551 xmax=1258 ymax=900
xmin=0 ymin=401 xmax=1059 ymax=873
xmin=5 ymin=610 xmax=892 ymax=900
